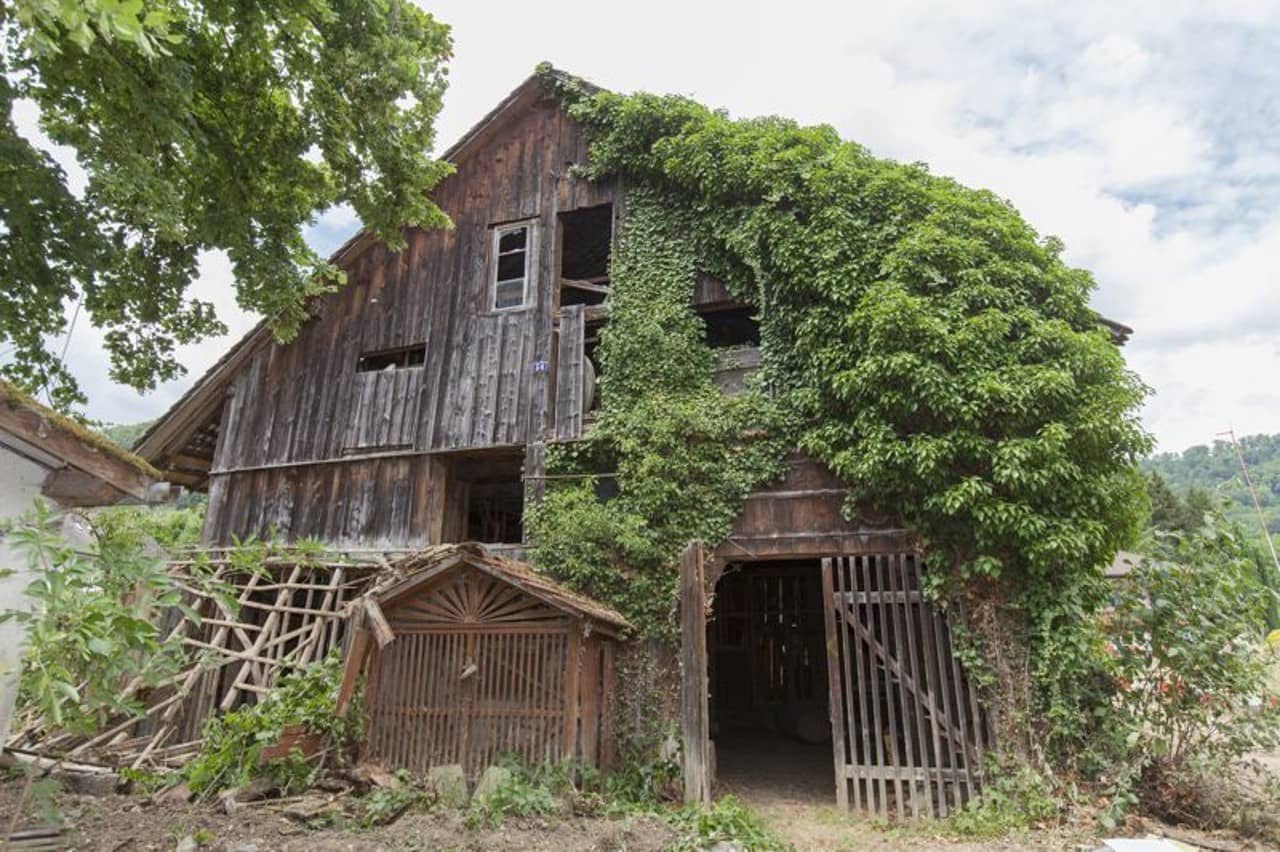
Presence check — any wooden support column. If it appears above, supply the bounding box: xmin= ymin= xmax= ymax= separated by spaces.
xmin=680 ymin=542 xmax=712 ymax=806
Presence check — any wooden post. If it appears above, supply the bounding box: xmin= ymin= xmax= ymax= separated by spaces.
xmin=679 ymin=542 xmax=712 ymax=806
xmin=820 ymin=558 xmax=849 ymax=810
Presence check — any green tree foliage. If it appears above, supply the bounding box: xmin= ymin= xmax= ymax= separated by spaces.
xmin=1146 ymin=471 xmax=1210 ymax=534
xmin=97 ymin=419 xmax=153 ymax=449
xmin=534 ymin=68 xmax=1152 ymax=746
xmin=1144 ymin=433 xmax=1280 ymax=537
xmin=526 ymin=188 xmax=788 ymax=634
xmin=1 ymin=0 xmax=452 ymax=409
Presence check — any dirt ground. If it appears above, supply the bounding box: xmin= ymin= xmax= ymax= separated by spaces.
xmin=1 ymin=776 xmax=1272 ymax=851
xmin=0 ymin=779 xmax=677 ymax=851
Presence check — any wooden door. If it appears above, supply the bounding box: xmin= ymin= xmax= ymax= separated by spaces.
xmin=822 ymin=554 xmax=991 ymax=818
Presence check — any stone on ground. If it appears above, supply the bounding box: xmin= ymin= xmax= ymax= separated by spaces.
xmin=471 ymin=765 xmax=513 ymax=808
xmin=426 ymin=764 xmax=468 ymax=810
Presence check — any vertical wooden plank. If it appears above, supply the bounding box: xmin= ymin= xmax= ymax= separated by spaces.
xmin=554 ymin=305 xmax=585 ymax=441
xmin=944 ymin=607 xmax=976 ymax=806
xmin=563 ymin=628 xmax=582 ymax=762
xmin=840 ymin=558 xmax=866 ymax=813
xmin=884 ymin=553 xmax=916 ymax=819
xmin=896 ymin=554 xmax=933 ymax=819
xmin=821 ymin=558 xmax=849 ymax=811
xmin=580 ymin=638 xmax=601 ymax=767
xmin=860 ymin=555 xmax=886 ymax=818
xmin=878 ymin=555 xmax=905 ymax=820
xmin=600 ymin=640 xmax=617 ymax=770
xmin=679 ymin=542 xmax=712 ymax=806
xmin=916 ymin=568 xmax=949 ymax=818
xmin=931 ymin=604 xmax=962 ymax=814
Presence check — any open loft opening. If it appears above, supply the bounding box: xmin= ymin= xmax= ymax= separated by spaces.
xmin=357 ymin=344 xmax=426 ymax=372
xmin=699 ymin=304 xmax=761 ymax=349
xmin=559 ymin=204 xmax=613 ymax=307
xmin=708 ymin=559 xmax=834 ymax=800
xmin=444 ymin=448 xmax=526 ymax=545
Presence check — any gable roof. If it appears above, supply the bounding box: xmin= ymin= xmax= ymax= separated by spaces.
xmin=132 ymin=66 xmax=587 ymax=481
xmin=133 ymin=63 xmax=1134 ymax=481
xmin=364 ymin=543 xmax=631 ymax=634
xmin=0 ymin=381 xmax=158 ymax=505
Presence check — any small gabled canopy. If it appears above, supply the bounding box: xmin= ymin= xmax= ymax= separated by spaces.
xmin=365 ymin=543 xmax=631 ymax=636
xmin=0 ymin=381 xmax=159 ymax=506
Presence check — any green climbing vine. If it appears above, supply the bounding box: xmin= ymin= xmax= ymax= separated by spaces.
xmin=526 ymin=186 xmax=790 ymax=637
xmin=528 ymin=66 xmax=1152 ymax=749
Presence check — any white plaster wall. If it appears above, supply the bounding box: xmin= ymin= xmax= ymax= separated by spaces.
xmin=0 ymin=446 xmax=50 ymax=741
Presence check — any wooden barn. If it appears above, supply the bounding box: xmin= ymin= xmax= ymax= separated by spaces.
xmin=134 ymin=67 xmax=1028 ymax=815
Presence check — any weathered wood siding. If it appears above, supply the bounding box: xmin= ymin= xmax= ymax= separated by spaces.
xmin=713 ymin=457 xmax=913 ymax=564
xmin=203 ymin=88 xmax=615 ymax=546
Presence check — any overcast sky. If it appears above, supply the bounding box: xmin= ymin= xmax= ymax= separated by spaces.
xmin=26 ymin=0 xmax=1280 ymax=454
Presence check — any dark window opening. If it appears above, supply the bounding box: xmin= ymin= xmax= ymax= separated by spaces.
xmin=559 ymin=204 xmax=613 ymax=307
xmin=700 ymin=306 xmax=761 ymax=349
xmin=493 ymin=223 xmax=532 ymax=310
xmin=466 ymin=479 xmax=524 ymax=543
xmin=448 ymin=450 xmax=525 ymax=544
xmin=357 ymin=344 xmax=426 ymax=372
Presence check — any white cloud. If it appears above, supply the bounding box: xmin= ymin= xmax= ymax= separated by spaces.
xmin=11 ymin=0 xmax=1280 ymax=454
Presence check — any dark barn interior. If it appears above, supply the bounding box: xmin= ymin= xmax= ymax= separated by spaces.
xmin=708 ymin=559 xmax=834 ymax=799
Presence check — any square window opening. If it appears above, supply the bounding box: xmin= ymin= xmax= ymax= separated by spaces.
xmin=559 ymin=204 xmax=612 ymax=307
xmin=700 ymin=305 xmax=761 ymax=349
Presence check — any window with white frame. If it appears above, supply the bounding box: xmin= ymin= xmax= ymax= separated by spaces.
xmin=491 ymin=222 xmax=535 ymax=310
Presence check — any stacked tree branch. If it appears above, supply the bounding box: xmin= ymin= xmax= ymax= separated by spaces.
xmin=4 ymin=548 xmax=400 ymax=771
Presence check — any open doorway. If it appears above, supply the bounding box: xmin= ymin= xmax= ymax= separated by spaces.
xmin=708 ymin=559 xmax=834 ymax=801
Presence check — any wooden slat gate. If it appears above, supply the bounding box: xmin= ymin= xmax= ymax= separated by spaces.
xmin=821 ymin=554 xmax=992 ymax=818
xmin=358 ymin=561 xmax=621 ymax=778
xmin=364 ymin=628 xmax=571 ymax=776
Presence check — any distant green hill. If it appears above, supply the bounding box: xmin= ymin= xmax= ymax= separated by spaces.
xmin=1142 ymin=433 xmax=1280 ymax=536
xmin=98 ymin=420 xmax=154 ymax=450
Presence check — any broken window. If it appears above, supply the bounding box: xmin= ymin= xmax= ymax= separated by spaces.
xmin=559 ymin=204 xmax=612 ymax=307
xmin=356 ymin=344 xmax=426 ymax=372
xmin=492 ymin=222 xmax=535 ymax=311
xmin=699 ymin=305 xmax=761 ymax=349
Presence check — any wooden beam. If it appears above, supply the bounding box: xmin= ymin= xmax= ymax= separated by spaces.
xmin=40 ymin=468 xmax=126 ymax=507
xmin=0 ymin=401 xmax=152 ymax=503
xmin=363 ymin=598 xmax=396 ymax=648
xmin=679 ymin=542 xmax=712 ymax=806
xmin=165 ymin=452 xmax=213 ymax=471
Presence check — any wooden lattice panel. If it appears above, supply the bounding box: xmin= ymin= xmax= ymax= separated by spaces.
xmin=363 ymin=630 xmax=570 ymax=776
xmin=385 ymin=566 xmax=567 ymax=631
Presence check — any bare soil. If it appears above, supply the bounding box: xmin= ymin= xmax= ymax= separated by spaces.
xmin=2 ymin=776 xmax=1272 ymax=851
xmin=0 ymin=780 xmax=676 ymax=852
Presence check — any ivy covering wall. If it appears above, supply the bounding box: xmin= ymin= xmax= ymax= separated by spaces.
xmin=527 ymin=66 xmax=1152 ymax=752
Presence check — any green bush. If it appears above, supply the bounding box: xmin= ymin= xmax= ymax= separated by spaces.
xmin=947 ymin=760 xmax=1058 ymax=837
xmin=1102 ymin=517 xmax=1280 ymax=829
xmin=182 ymin=651 xmax=357 ymax=797
xmin=667 ymin=795 xmax=790 ymax=851
xmin=3 ymin=499 xmax=200 ymax=733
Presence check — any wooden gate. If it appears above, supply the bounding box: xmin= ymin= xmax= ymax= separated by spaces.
xmin=364 ymin=627 xmax=572 ymax=775
xmin=821 ymin=554 xmax=992 ymax=818
xmin=355 ymin=552 xmax=627 ymax=778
